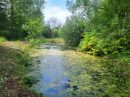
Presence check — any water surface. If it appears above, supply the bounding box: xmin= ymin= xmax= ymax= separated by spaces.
xmin=31 ymin=44 xmax=111 ymax=97
xmin=32 ymin=44 xmax=70 ymax=97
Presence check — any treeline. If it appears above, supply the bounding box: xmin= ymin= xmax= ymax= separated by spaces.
xmin=61 ymin=0 xmax=130 ymax=95
xmin=0 ymin=0 xmax=60 ymax=41
xmin=0 ymin=0 xmax=45 ymax=40
xmin=61 ymin=0 xmax=130 ymax=60
xmin=62 ymin=0 xmax=130 ymax=56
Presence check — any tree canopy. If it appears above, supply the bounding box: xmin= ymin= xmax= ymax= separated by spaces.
xmin=0 ymin=0 xmax=45 ymax=40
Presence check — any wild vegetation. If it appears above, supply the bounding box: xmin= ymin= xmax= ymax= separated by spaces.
xmin=60 ymin=0 xmax=130 ymax=96
xmin=0 ymin=41 xmax=42 ymax=97
xmin=0 ymin=0 xmax=130 ymax=97
xmin=0 ymin=0 xmax=45 ymax=96
xmin=0 ymin=0 xmax=44 ymax=40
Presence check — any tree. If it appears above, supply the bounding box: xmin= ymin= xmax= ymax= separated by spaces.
xmin=26 ymin=18 xmax=43 ymax=39
xmin=61 ymin=15 xmax=85 ymax=46
xmin=67 ymin=0 xmax=130 ymax=54
xmin=0 ymin=0 xmax=45 ymax=40
xmin=43 ymin=25 xmax=53 ymax=38
xmin=66 ymin=0 xmax=130 ymax=96
xmin=46 ymin=17 xmax=61 ymax=28
xmin=52 ymin=27 xmax=60 ymax=38
xmin=0 ymin=1 xmax=8 ymax=29
xmin=0 ymin=1 xmax=9 ymax=38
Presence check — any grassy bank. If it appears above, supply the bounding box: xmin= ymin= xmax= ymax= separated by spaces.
xmin=0 ymin=41 xmax=41 ymax=97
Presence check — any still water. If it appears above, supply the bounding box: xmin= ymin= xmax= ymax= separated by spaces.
xmin=31 ymin=44 xmax=110 ymax=97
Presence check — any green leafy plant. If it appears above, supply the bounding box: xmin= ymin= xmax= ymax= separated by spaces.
xmin=0 ymin=37 xmax=7 ymax=42
xmin=23 ymin=76 xmax=39 ymax=87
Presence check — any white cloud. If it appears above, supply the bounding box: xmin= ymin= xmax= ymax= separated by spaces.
xmin=43 ymin=6 xmax=71 ymax=24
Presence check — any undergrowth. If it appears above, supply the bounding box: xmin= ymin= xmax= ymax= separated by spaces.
xmin=0 ymin=41 xmax=41 ymax=97
xmin=0 ymin=37 xmax=7 ymax=43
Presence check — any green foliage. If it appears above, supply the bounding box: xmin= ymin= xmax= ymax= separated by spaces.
xmin=23 ymin=18 xmax=45 ymax=47
xmin=43 ymin=25 xmax=61 ymax=38
xmin=0 ymin=36 xmax=7 ymax=42
xmin=43 ymin=25 xmax=53 ymax=38
xmin=79 ymin=32 xmax=97 ymax=51
xmin=0 ymin=42 xmax=40 ymax=96
xmin=62 ymin=15 xmax=85 ymax=47
xmin=16 ymin=42 xmax=32 ymax=68
xmin=26 ymin=18 xmax=44 ymax=39
xmin=17 ymin=51 xmax=31 ymax=67
xmin=29 ymin=38 xmax=43 ymax=47
xmin=0 ymin=75 xmax=5 ymax=88
xmin=52 ymin=27 xmax=60 ymax=38
xmin=67 ymin=0 xmax=130 ymax=94
xmin=0 ymin=10 xmax=9 ymax=31
xmin=0 ymin=0 xmax=45 ymax=40
xmin=23 ymin=76 xmax=39 ymax=87
xmin=15 ymin=43 xmax=43 ymax=96
xmin=93 ymin=49 xmax=104 ymax=56
xmin=77 ymin=0 xmax=130 ymax=56
xmin=79 ymin=32 xmax=105 ymax=56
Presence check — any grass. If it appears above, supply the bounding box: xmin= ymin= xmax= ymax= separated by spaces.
xmin=0 ymin=41 xmax=40 ymax=97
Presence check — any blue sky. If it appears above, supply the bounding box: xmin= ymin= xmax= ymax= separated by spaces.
xmin=43 ymin=0 xmax=71 ymax=24
xmin=46 ymin=0 xmax=66 ymax=9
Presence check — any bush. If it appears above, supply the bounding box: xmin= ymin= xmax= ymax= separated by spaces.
xmin=0 ymin=36 xmax=7 ymax=42
xmin=79 ymin=32 xmax=98 ymax=52
xmin=26 ymin=19 xmax=43 ymax=39
xmin=17 ymin=51 xmax=31 ymax=67
xmin=16 ymin=42 xmax=32 ymax=67
xmin=43 ymin=25 xmax=53 ymax=38
xmin=29 ymin=39 xmax=41 ymax=47
xmin=23 ymin=76 xmax=39 ymax=87
xmin=93 ymin=49 xmax=105 ymax=56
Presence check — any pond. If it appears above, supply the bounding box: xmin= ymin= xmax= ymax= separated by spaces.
xmin=30 ymin=44 xmax=112 ymax=97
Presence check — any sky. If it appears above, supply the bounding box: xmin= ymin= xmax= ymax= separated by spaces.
xmin=43 ymin=0 xmax=71 ymax=24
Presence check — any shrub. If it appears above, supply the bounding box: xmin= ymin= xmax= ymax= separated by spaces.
xmin=93 ymin=49 xmax=105 ymax=56
xmin=0 ymin=36 xmax=7 ymax=42
xmin=43 ymin=25 xmax=53 ymax=38
xmin=26 ymin=19 xmax=43 ymax=39
xmin=29 ymin=38 xmax=42 ymax=47
xmin=23 ymin=76 xmax=39 ymax=87
xmin=79 ymin=32 xmax=98 ymax=52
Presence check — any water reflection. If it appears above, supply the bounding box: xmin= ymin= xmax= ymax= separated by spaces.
xmin=32 ymin=44 xmax=69 ymax=97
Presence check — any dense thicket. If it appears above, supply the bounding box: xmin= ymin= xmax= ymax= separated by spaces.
xmin=61 ymin=0 xmax=130 ymax=96
xmin=42 ymin=25 xmax=61 ymax=38
xmin=43 ymin=25 xmax=53 ymax=38
xmin=0 ymin=0 xmax=44 ymax=40
xmin=64 ymin=0 xmax=130 ymax=57
xmin=42 ymin=18 xmax=61 ymax=38
xmin=78 ymin=0 xmax=130 ymax=56
xmin=61 ymin=15 xmax=85 ymax=46
xmin=64 ymin=0 xmax=130 ymax=55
